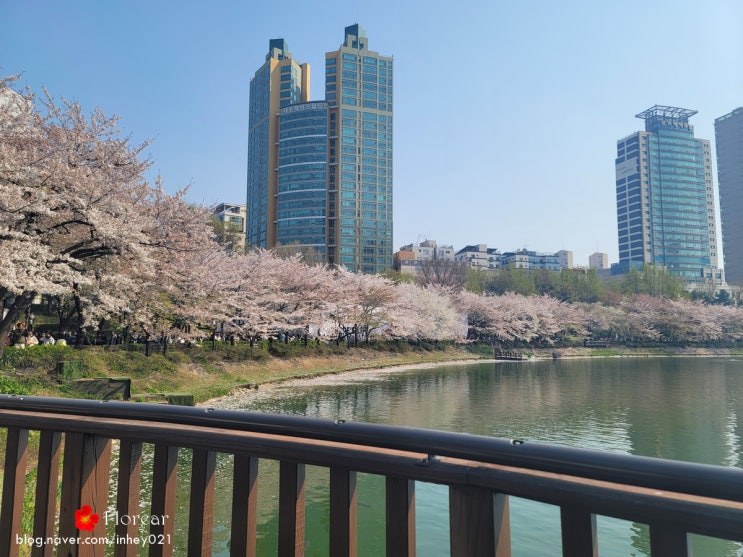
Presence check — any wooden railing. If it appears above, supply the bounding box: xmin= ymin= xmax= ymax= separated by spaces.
xmin=0 ymin=395 xmax=742 ymax=557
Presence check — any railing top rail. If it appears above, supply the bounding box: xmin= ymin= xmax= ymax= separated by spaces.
xmin=1 ymin=394 xmax=741 ymax=503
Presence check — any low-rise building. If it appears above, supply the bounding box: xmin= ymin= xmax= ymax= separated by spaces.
xmin=556 ymin=250 xmax=573 ymax=269
xmin=589 ymin=252 xmax=609 ymax=270
xmin=212 ymin=203 xmax=247 ymax=251
xmin=213 ymin=203 xmax=247 ymax=235
xmin=500 ymin=249 xmax=566 ymax=271
xmin=454 ymin=244 xmax=501 ymax=270
xmin=393 ymin=239 xmax=455 ymax=275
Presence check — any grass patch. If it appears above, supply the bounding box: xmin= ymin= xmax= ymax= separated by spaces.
xmin=588 ymin=349 xmax=623 ymax=356
xmin=0 ymin=374 xmax=37 ymax=395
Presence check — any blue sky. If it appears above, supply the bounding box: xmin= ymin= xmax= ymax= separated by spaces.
xmin=2 ymin=0 xmax=741 ymax=266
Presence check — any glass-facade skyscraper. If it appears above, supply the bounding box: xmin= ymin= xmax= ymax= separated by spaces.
xmin=276 ymin=101 xmax=329 ymax=261
xmin=246 ymin=26 xmax=393 ymax=273
xmin=247 ymin=40 xmax=309 ymax=249
xmin=324 ymin=24 xmax=393 ymax=273
xmin=615 ymin=106 xmax=718 ymax=284
xmin=715 ymin=107 xmax=743 ymax=285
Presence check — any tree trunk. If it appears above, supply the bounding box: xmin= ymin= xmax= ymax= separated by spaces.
xmin=0 ymin=291 xmax=36 ymax=360
xmin=73 ymin=289 xmax=85 ymax=347
xmin=96 ymin=318 xmax=106 ymax=345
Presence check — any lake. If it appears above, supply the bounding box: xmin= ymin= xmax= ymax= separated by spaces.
xmin=204 ymin=357 xmax=743 ymax=556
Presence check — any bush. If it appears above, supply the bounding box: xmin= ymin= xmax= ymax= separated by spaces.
xmin=466 ymin=342 xmax=495 ymax=356
xmin=0 ymin=375 xmax=36 ymax=395
xmin=1 ymin=344 xmax=74 ymax=371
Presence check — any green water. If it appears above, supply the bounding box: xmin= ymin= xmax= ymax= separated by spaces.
xmin=204 ymin=357 xmax=743 ymax=556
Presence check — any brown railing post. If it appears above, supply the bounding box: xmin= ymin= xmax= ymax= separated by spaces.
xmin=58 ymin=431 xmax=83 ymax=557
xmin=149 ymin=444 xmax=179 ymax=557
xmin=0 ymin=427 xmax=29 ymax=557
xmin=79 ymin=436 xmax=112 ymax=557
xmin=386 ymin=476 xmax=415 ymax=557
xmin=449 ymin=487 xmax=511 ymax=557
xmin=560 ymin=506 xmax=597 ymax=557
xmin=114 ymin=440 xmax=143 ymax=557
xmin=32 ymin=430 xmax=62 ymax=557
xmin=58 ymin=433 xmax=112 ymax=557
xmin=329 ymin=467 xmax=357 ymax=557
xmin=278 ymin=461 xmax=306 ymax=557
xmin=230 ymin=455 xmax=259 ymax=557
xmin=649 ymin=522 xmax=690 ymax=557
xmin=188 ymin=449 xmax=217 ymax=556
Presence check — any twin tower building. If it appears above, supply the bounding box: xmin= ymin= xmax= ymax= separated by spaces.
xmin=246 ymin=24 xmax=393 ymax=274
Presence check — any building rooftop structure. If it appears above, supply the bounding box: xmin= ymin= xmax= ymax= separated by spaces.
xmin=635 ymin=105 xmax=698 ymax=122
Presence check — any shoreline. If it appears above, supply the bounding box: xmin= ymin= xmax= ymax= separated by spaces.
xmin=202 ymin=347 xmax=743 ymax=407
xmin=202 ymin=358 xmax=491 ymax=407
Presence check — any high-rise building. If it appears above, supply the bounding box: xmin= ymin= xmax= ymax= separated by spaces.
xmin=715 ymin=107 xmax=743 ymax=284
xmin=246 ymin=39 xmax=310 ymax=249
xmin=276 ymin=101 xmax=330 ymax=262
xmin=615 ymin=106 xmax=719 ymax=284
xmin=246 ymin=26 xmax=393 ymax=273
xmin=324 ymin=24 xmax=393 ymax=273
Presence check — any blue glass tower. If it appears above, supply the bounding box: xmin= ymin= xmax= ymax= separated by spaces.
xmin=325 ymin=24 xmax=393 ymax=273
xmin=615 ymin=106 xmax=718 ymax=283
xmin=276 ymin=102 xmax=329 ymax=261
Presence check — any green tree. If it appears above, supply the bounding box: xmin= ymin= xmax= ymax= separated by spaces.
xmin=485 ymin=267 xmax=536 ymax=296
xmin=715 ymin=289 xmax=732 ymax=306
xmin=582 ymin=268 xmax=606 ymax=302
xmin=620 ymin=265 xmax=685 ymax=299
xmin=510 ymin=268 xmax=536 ymax=295
xmin=533 ymin=268 xmax=557 ymax=297
xmin=484 ymin=269 xmax=510 ymax=295
xmin=465 ymin=268 xmax=489 ymax=293
xmin=381 ymin=269 xmax=416 ymax=284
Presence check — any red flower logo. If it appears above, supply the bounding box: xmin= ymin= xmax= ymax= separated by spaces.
xmin=75 ymin=505 xmax=99 ymax=531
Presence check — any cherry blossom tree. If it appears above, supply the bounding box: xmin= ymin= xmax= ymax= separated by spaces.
xmin=0 ymin=78 xmax=156 ymax=354
xmin=390 ymin=283 xmax=463 ymax=341
xmin=267 ymin=253 xmax=337 ymax=339
xmin=324 ymin=268 xmax=395 ymax=345
xmin=212 ymin=250 xmax=320 ymax=344
xmin=455 ymin=290 xmax=583 ymax=347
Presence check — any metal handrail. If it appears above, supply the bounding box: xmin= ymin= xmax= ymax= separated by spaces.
xmin=1 ymin=394 xmax=741 ymax=503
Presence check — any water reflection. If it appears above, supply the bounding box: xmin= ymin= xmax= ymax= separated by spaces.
xmin=215 ymin=357 xmax=743 ymax=556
